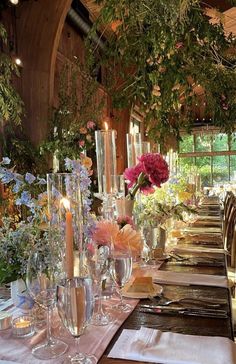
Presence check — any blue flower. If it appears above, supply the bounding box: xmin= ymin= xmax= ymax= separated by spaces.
xmin=12 ymin=180 xmax=23 ymax=193
xmin=2 ymin=157 xmax=11 ymax=165
xmin=16 ymin=191 xmax=33 ymax=207
xmin=0 ymin=170 xmax=15 ymax=183
xmin=25 ymin=173 xmax=36 ymax=184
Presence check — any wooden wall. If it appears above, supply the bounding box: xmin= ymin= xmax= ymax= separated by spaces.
xmin=1 ymin=0 xmax=130 ymax=172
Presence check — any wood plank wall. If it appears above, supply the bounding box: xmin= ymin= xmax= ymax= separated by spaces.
xmin=1 ymin=0 xmax=130 ymax=173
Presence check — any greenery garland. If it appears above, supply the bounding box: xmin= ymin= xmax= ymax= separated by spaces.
xmin=89 ymin=0 xmax=236 ymax=141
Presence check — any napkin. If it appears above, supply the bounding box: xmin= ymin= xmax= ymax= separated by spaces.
xmin=108 ymin=327 xmax=236 ymax=364
xmin=152 ymin=270 xmax=228 ymax=287
xmin=171 ymin=246 xmax=227 ymax=255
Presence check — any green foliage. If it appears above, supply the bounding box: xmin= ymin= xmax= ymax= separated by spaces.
xmin=0 ymin=23 xmax=24 ymax=125
xmin=89 ymin=0 xmax=236 ymax=141
xmin=41 ymin=60 xmax=104 ymax=168
xmin=0 ymin=122 xmax=47 ymax=174
xmin=0 ymin=217 xmax=39 ymax=284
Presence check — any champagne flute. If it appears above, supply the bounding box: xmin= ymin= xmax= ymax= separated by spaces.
xmin=57 ymin=277 xmax=96 ymax=364
xmin=26 ymin=245 xmax=68 ymax=360
xmin=110 ymin=250 xmax=132 ymax=312
xmin=89 ymin=245 xmax=113 ymax=326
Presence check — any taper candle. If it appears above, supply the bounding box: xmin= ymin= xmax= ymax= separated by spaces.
xmin=104 ymin=122 xmax=111 ymax=193
xmin=61 ymin=198 xmax=74 ymax=279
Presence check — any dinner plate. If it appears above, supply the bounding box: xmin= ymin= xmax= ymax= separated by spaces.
xmin=121 ymin=283 xmax=163 ymax=299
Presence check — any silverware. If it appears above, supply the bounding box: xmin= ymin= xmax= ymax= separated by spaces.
xmin=138 ymin=306 xmax=228 ymax=318
xmin=143 ymin=297 xmax=221 ymax=308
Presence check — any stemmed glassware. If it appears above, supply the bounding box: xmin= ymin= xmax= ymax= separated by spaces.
xmin=89 ymin=245 xmax=112 ymax=326
xmin=26 ymin=245 xmax=68 ymax=360
xmin=57 ymin=277 xmax=96 ymax=364
xmin=110 ymin=249 xmax=133 ymax=312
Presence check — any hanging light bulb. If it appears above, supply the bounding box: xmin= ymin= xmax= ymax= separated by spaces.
xmin=9 ymin=0 xmax=19 ymax=5
xmin=14 ymin=57 xmax=23 ymax=67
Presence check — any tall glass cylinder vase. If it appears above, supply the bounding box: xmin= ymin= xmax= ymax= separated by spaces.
xmin=95 ymin=129 xmax=117 ymax=196
xmin=47 ymin=173 xmax=84 ymax=278
xmin=142 ymin=141 xmax=151 ymax=154
xmin=126 ymin=133 xmax=142 ymax=168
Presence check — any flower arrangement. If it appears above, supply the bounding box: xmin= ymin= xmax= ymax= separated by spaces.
xmin=124 ymin=153 xmax=169 ymax=199
xmin=0 ymin=157 xmax=95 ymax=284
xmin=134 ymin=179 xmax=196 ymax=228
xmin=92 ymin=219 xmax=142 ymax=257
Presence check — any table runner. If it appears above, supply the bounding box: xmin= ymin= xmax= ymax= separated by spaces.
xmin=0 ymin=298 xmax=138 ymax=364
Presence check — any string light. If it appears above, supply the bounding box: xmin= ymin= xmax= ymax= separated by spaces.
xmin=9 ymin=0 xmax=19 ymax=5
xmin=14 ymin=57 xmax=23 ymax=67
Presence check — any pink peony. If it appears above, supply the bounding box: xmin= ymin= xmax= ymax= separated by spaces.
xmin=139 ymin=153 xmax=169 ymax=187
xmin=124 ymin=153 xmax=169 ymax=199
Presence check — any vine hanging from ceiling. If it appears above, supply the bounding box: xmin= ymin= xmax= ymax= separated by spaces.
xmin=41 ymin=59 xmax=104 ymax=171
xmin=87 ymin=0 xmax=236 ymax=141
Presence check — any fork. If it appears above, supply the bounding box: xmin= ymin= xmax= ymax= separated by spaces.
xmin=147 ymin=295 xmax=221 ymax=308
xmin=155 ymin=297 xmax=221 ymax=308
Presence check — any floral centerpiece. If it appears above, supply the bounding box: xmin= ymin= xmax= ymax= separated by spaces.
xmin=0 ymin=157 xmax=95 ymax=286
xmin=134 ymin=177 xmax=196 ymax=228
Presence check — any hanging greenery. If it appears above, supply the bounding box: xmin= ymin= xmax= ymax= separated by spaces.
xmin=0 ymin=22 xmax=47 ymax=174
xmin=41 ymin=59 xmax=104 ymax=170
xmin=0 ymin=23 xmax=24 ymax=125
xmin=89 ymin=0 xmax=236 ymax=141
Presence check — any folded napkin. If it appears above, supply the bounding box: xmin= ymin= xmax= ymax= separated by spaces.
xmin=172 ymin=246 xmax=226 ymax=255
xmin=108 ymin=327 xmax=236 ymax=364
xmin=183 ymin=227 xmax=222 ymax=234
xmin=152 ymin=270 xmax=228 ymax=287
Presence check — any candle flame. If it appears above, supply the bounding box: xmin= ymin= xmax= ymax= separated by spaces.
xmin=61 ymin=197 xmax=70 ymax=210
xmin=104 ymin=121 xmax=109 ymax=131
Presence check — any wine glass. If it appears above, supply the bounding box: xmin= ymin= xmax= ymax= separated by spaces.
xmin=110 ymin=250 xmax=132 ymax=312
xmin=57 ymin=277 xmax=96 ymax=364
xmin=26 ymin=245 xmax=68 ymax=360
xmin=89 ymin=244 xmax=113 ymax=326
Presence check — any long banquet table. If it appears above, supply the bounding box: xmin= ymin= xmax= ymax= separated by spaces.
xmin=99 ymin=197 xmax=234 ymax=364
xmin=0 ymin=196 xmax=234 ymax=363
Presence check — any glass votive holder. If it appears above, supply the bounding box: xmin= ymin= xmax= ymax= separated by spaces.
xmin=12 ymin=315 xmax=35 ymax=338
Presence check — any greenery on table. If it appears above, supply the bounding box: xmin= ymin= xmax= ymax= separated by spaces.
xmin=134 ymin=178 xmax=196 ymax=227
xmin=89 ymin=0 xmax=236 ymax=142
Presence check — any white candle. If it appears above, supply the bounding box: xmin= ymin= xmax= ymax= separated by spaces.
xmin=61 ymin=198 xmax=74 ymax=279
xmin=104 ymin=122 xmax=111 ymax=193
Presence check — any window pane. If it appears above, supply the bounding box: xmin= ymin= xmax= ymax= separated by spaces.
xmin=195 ymin=135 xmax=211 ymax=152
xmin=212 ymin=133 xmax=228 ymax=152
xmin=196 ymin=156 xmax=211 ymax=186
xmin=178 ymin=157 xmax=194 ymax=173
xmin=212 ymin=156 xmax=229 ymax=183
xmin=230 ymin=133 xmax=236 ymax=151
xmin=230 ymin=155 xmax=236 ymax=181
xmin=179 ymin=135 xmax=194 ymax=153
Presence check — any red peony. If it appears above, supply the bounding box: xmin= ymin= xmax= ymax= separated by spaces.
xmin=124 ymin=153 xmax=169 ymax=199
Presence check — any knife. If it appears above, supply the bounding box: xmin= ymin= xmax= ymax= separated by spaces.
xmin=138 ymin=306 xmax=228 ymax=318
